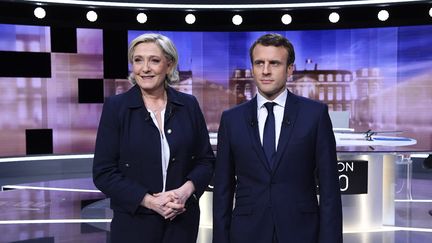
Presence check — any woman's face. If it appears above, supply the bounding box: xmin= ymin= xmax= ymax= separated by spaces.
xmin=132 ymin=42 xmax=172 ymax=94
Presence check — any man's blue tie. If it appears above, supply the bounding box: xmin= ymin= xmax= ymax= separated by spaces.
xmin=263 ymin=102 xmax=276 ymax=168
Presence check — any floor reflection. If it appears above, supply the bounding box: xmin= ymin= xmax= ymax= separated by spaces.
xmin=0 ymin=178 xmax=431 ymax=243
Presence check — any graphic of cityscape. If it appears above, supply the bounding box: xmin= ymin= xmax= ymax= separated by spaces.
xmin=0 ymin=25 xmax=431 ymax=155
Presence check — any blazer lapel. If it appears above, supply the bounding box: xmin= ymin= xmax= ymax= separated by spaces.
xmin=125 ymin=85 xmax=153 ymax=123
xmin=245 ymin=97 xmax=272 ymax=172
xmin=272 ymin=91 xmax=299 ymax=172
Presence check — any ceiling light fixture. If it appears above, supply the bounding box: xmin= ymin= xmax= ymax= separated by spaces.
xmin=136 ymin=13 xmax=147 ymax=24
xmin=329 ymin=12 xmax=340 ymax=23
xmin=281 ymin=14 xmax=292 ymax=25
xmin=378 ymin=9 xmax=389 ymax=21
xmin=86 ymin=10 xmax=98 ymax=22
xmin=185 ymin=13 xmax=196 ymax=24
xmin=232 ymin=14 xmax=243 ymax=25
xmin=34 ymin=7 xmax=46 ymax=19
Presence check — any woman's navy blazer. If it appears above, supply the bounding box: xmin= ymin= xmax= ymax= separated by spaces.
xmin=93 ymin=85 xmax=215 ymax=215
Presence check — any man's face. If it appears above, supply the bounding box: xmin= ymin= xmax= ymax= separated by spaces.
xmin=251 ymin=44 xmax=293 ymax=100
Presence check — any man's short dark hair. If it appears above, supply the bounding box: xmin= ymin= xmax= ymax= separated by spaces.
xmin=249 ymin=33 xmax=295 ymax=66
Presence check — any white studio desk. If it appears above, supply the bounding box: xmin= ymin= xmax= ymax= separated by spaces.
xmin=334 ymin=133 xmax=418 ymax=231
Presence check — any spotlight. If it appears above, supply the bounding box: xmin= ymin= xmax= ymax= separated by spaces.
xmin=281 ymin=14 xmax=292 ymax=25
xmin=34 ymin=7 xmax=46 ymax=19
xmin=232 ymin=14 xmax=243 ymax=26
xmin=185 ymin=13 xmax=196 ymax=24
xmin=86 ymin=10 xmax=98 ymax=22
xmin=329 ymin=12 xmax=340 ymax=23
xmin=136 ymin=13 xmax=147 ymax=24
xmin=429 ymin=7 xmax=432 ymax=17
xmin=378 ymin=10 xmax=389 ymax=21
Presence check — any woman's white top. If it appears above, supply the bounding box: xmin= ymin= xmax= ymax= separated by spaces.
xmin=149 ymin=108 xmax=170 ymax=192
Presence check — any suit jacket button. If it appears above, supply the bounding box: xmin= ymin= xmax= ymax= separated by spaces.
xmin=125 ymin=163 xmax=130 ymax=167
xmin=171 ymin=157 xmax=176 ymax=162
xmin=191 ymin=155 xmax=195 ymax=160
xmin=167 ymin=129 xmax=172 ymax=134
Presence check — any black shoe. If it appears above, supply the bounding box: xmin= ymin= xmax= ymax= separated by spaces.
xmin=429 ymin=210 xmax=432 ymax=216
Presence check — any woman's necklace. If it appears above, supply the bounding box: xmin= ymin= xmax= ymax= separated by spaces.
xmin=149 ymin=101 xmax=166 ymax=113
xmin=143 ymin=92 xmax=167 ymax=114
xmin=144 ymin=94 xmax=166 ymax=131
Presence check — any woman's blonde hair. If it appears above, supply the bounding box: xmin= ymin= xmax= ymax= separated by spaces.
xmin=127 ymin=33 xmax=179 ymax=85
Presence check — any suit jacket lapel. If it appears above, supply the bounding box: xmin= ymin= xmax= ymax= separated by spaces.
xmin=272 ymin=91 xmax=299 ymax=173
xmin=245 ymin=97 xmax=271 ymax=172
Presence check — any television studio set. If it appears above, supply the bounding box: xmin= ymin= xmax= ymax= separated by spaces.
xmin=0 ymin=0 xmax=431 ymax=242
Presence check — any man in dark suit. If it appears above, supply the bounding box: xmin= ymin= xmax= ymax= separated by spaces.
xmin=213 ymin=33 xmax=342 ymax=243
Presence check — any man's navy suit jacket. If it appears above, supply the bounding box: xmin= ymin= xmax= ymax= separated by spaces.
xmin=213 ymin=90 xmax=342 ymax=243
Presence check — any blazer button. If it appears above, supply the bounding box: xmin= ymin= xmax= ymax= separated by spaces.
xmin=167 ymin=129 xmax=172 ymax=134
xmin=191 ymin=155 xmax=195 ymax=160
xmin=171 ymin=157 xmax=176 ymax=162
xmin=125 ymin=163 xmax=130 ymax=167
